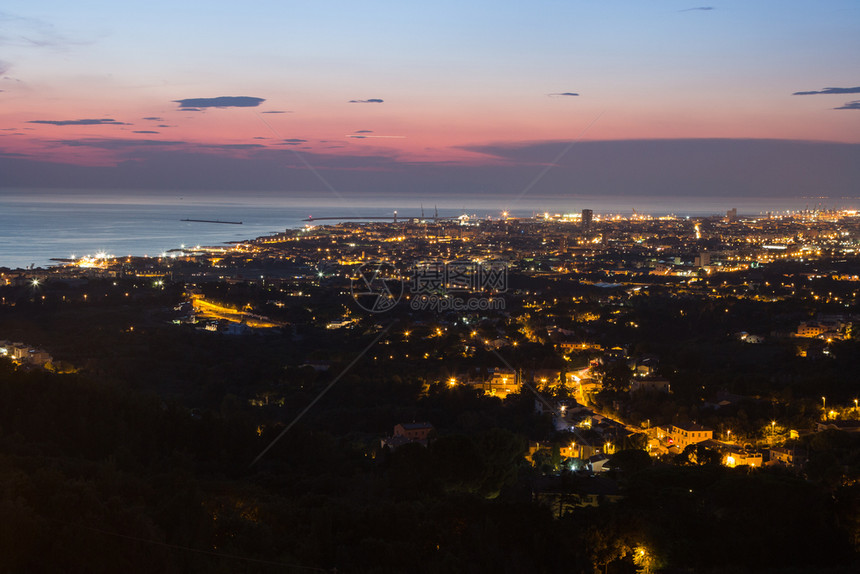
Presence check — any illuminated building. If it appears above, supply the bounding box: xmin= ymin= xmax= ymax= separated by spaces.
xmin=581 ymin=209 xmax=593 ymax=228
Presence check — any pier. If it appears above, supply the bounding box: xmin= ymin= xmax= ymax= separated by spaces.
xmin=180 ymin=219 xmax=243 ymax=225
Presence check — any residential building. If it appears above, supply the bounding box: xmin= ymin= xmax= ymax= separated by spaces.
xmin=482 ymin=368 xmax=520 ymax=398
xmin=381 ymin=422 xmax=436 ymax=451
xmin=653 ymin=423 xmax=713 ymax=453
xmin=393 ymin=422 xmax=435 ymax=442
xmin=630 ymin=377 xmax=671 ymax=394
xmin=723 ymin=447 xmax=763 ymax=468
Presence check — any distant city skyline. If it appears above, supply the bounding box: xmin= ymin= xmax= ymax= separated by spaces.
xmin=1 ymin=1 xmax=858 ymax=197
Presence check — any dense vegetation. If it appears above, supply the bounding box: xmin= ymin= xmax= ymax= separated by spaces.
xmin=0 ymin=275 xmax=858 ymax=572
xmin=1 ymin=359 xmax=858 ymax=573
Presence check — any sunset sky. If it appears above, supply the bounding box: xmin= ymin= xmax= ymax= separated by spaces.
xmin=1 ymin=1 xmax=859 ymax=198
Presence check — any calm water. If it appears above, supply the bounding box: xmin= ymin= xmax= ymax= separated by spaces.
xmin=1 ymin=189 xmax=857 ymax=269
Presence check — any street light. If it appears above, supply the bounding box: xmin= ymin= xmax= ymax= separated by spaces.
xmin=30 ymin=278 xmax=40 ymax=303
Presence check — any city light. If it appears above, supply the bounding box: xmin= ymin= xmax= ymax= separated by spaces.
xmin=3 ymin=5 xmax=860 ymax=571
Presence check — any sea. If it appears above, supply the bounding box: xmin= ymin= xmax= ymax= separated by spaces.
xmin=1 ymin=188 xmax=858 ymax=270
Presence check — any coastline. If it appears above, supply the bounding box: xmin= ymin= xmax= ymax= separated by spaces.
xmin=2 ymin=190 xmax=859 ymax=270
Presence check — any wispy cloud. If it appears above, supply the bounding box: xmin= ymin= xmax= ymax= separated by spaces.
xmin=349 ymin=98 xmax=384 ymax=103
xmin=834 ymin=100 xmax=860 ymax=110
xmin=132 ymin=130 xmax=159 ymax=134
xmin=47 ymin=138 xmax=278 ymax=155
xmin=793 ymin=86 xmax=860 ymax=96
xmin=50 ymin=138 xmax=185 ymax=148
xmin=142 ymin=116 xmax=163 ymax=121
xmin=0 ymin=10 xmax=85 ymax=49
xmin=548 ymin=92 xmax=579 ymax=97
xmin=346 ymin=134 xmax=405 ymax=139
xmin=261 ymin=110 xmax=290 ymax=114
xmin=0 ymin=60 xmax=10 ymax=75
xmin=200 ymin=143 xmax=266 ymax=150
xmin=679 ymin=6 xmax=714 ymax=12
xmin=28 ymin=118 xmax=129 ymax=126
xmin=355 ymin=130 xmax=373 ymax=133
xmin=173 ymin=96 xmax=265 ymax=109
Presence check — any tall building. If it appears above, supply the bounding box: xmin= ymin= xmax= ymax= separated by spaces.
xmin=581 ymin=209 xmax=593 ymax=228
xmin=694 ymin=252 xmax=711 ymax=267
